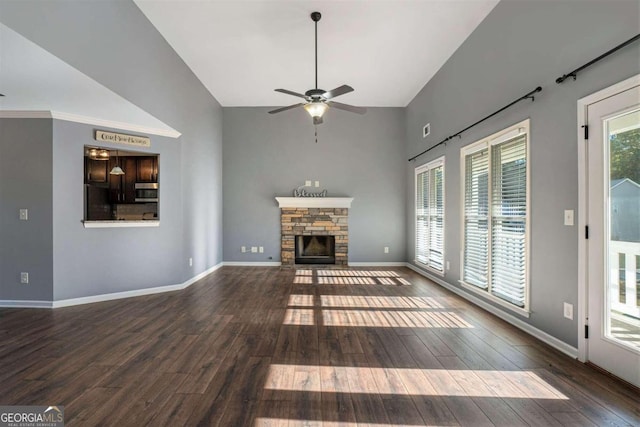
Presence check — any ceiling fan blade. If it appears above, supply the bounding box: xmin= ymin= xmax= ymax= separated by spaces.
xmin=268 ymin=103 xmax=303 ymax=114
xmin=275 ymin=88 xmax=308 ymax=99
xmin=327 ymin=101 xmax=367 ymax=115
xmin=323 ymin=85 xmax=354 ymax=100
xmin=313 ymin=116 xmax=324 ymax=125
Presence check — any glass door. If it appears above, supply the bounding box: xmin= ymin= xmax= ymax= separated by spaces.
xmin=586 ymin=81 xmax=640 ymax=387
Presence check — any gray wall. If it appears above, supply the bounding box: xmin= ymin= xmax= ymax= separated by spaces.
xmin=0 ymin=119 xmax=53 ymax=301
xmin=223 ymin=107 xmax=406 ymax=263
xmin=1 ymin=0 xmax=223 ymax=300
xmin=406 ymin=0 xmax=640 ymax=347
xmin=52 ymin=120 xmax=183 ymax=300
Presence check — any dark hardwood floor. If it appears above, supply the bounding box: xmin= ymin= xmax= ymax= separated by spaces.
xmin=1 ymin=266 xmax=638 ymax=426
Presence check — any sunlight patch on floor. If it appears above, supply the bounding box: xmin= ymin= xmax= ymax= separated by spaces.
xmin=284 ymin=295 xmax=464 ymax=327
xmin=282 ymin=308 xmax=472 ymax=328
xmin=322 ymin=309 xmax=472 ymax=328
xmin=283 ymin=309 xmax=315 ymax=326
xmin=317 ymin=270 xmax=400 ymax=277
xmin=293 ymin=269 xmax=412 ymax=286
xmin=263 ymin=365 xmax=568 ymax=399
xmin=319 ymin=295 xmax=444 ymax=309
xmin=295 ymin=270 xmax=314 ymax=276
xmin=317 ymin=277 xmax=378 ymax=285
xmin=255 ymin=420 xmax=426 ymax=427
xmin=288 ymin=295 xmax=314 ymax=307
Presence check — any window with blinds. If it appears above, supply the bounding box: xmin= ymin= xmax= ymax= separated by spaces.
xmin=462 ymin=120 xmax=529 ymax=310
xmin=415 ymin=157 xmax=445 ymax=272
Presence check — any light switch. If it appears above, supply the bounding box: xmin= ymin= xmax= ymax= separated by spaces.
xmin=19 ymin=209 xmax=28 ymax=221
xmin=563 ymin=302 xmax=573 ymax=320
xmin=564 ymin=210 xmax=574 ymax=226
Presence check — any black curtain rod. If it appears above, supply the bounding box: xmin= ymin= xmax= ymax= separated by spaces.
xmin=408 ymin=86 xmax=542 ymax=162
xmin=556 ymin=33 xmax=640 ymax=84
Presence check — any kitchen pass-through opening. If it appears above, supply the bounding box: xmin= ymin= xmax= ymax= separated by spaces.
xmin=295 ymin=235 xmax=335 ymax=264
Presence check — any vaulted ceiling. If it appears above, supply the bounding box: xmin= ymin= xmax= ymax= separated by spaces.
xmin=135 ymin=0 xmax=499 ymax=107
xmin=0 ymin=0 xmax=498 ymax=130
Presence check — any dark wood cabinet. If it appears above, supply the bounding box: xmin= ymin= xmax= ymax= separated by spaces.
xmin=109 ymin=157 xmax=137 ymax=203
xmin=108 ymin=157 xmax=122 ymax=203
xmin=85 ymin=158 xmax=108 ymax=184
xmin=122 ymin=157 xmax=137 ymax=203
xmin=136 ymin=157 xmax=158 ymax=183
xmin=85 ymin=185 xmax=111 ymax=220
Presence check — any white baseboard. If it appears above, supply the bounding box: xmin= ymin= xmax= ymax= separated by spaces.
xmin=222 ymin=261 xmax=282 ymax=267
xmin=181 ymin=263 xmax=224 ymax=288
xmin=0 ymin=300 xmax=54 ymax=309
xmin=405 ymin=263 xmax=578 ymax=359
xmin=349 ymin=262 xmax=407 ymax=267
xmin=0 ymin=263 xmax=223 ymax=309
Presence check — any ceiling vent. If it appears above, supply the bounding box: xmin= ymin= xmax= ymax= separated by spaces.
xmin=423 ymin=123 xmax=431 ymax=138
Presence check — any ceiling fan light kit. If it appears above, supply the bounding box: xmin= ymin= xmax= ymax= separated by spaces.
xmin=268 ymin=11 xmax=366 ymax=126
xmin=304 ymin=101 xmax=328 ymax=120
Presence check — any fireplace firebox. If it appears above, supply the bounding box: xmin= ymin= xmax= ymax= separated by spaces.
xmin=295 ymin=235 xmax=335 ymax=264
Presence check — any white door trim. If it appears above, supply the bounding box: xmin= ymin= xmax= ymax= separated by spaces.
xmin=577 ymin=74 xmax=640 ymax=363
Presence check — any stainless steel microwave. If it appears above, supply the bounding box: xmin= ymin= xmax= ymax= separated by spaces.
xmin=135 ymin=183 xmax=159 ymax=202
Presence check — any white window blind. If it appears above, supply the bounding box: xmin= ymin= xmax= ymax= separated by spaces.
xmin=491 ymin=136 xmax=527 ymax=307
xmin=416 ymin=158 xmax=444 ymax=272
xmin=463 ymin=149 xmax=489 ymax=288
xmin=462 ymin=120 xmax=529 ymax=310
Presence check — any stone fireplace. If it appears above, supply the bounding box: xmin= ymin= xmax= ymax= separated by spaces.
xmin=276 ymin=197 xmax=353 ymax=266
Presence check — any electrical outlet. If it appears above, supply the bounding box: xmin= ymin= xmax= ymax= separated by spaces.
xmin=20 ymin=272 xmax=29 ymax=284
xmin=315 ymin=181 xmax=320 ymax=187
xmin=564 ymin=210 xmax=574 ymax=226
xmin=251 ymin=246 xmax=258 ymax=253
xmin=563 ymin=302 xmax=573 ymax=320
xmin=259 ymin=246 xmax=264 ymax=253
xmin=241 ymin=246 xmax=246 ymax=253
xmin=384 ymin=246 xmax=389 ymax=254
xmin=19 ymin=209 xmax=28 ymax=221
xmin=189 ymin=257 xmax=193 ymax=267
xmin=305 ymin=180 xmax=312 ymax=187
xmin=446 ymin=261 xmax=450 ymax=271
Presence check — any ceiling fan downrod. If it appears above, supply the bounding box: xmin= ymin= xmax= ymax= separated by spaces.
xmin=311 ymin=12 xmax=321 ymax=90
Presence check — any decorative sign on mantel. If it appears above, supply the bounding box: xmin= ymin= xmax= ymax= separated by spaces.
xmin=293 ymin=186 xmax=328 ymax=198
xmin=95 ymin=130 xmax=151 ymax=147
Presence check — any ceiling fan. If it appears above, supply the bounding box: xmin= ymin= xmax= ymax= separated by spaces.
xmin=268 ymin=11 xmax=366 ymax=125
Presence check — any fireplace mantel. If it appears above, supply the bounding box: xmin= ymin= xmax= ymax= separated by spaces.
xmin=275 ymin=197 xmax=353 ymax=209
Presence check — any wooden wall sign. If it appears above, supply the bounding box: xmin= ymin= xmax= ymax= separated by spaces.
xmin=95 ymin=130 xmax=151 ymax=147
